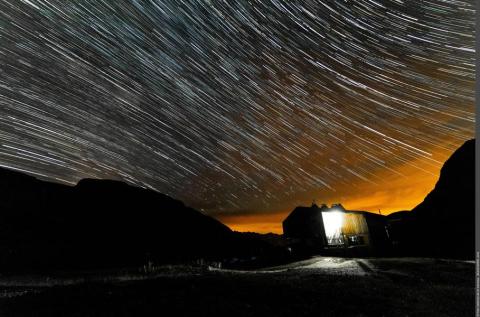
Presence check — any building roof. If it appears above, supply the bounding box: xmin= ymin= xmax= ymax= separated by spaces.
xmin=283 ymin=203 xmax=385 ymax=225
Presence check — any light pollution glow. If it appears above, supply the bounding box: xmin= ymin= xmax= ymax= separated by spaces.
xmin=217 ymin=138 xmax=467 ymax=233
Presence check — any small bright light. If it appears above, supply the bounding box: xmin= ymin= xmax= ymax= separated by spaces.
xmin=322 ymin=211 xmax=344 ymax=245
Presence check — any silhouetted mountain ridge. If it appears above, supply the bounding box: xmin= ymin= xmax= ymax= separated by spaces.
xmin=0 ymin=168 xmax=244 ymax=271
xmin=412 ymin=139 xmax=474 ymax=258
xmin=388 ymin=139 xmax=475 ymax=259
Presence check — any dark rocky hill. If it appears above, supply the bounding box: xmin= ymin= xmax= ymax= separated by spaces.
xmin=387 ymin=139 xmax=475 ymax=259
xmin=412 ymin=138 xmax=475 ymax=258
xmin=0 ymin=167 xmax=242 ymax=271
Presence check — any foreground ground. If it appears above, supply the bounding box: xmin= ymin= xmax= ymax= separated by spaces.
xmin=0 ymin=257 xmax=474 ymax=316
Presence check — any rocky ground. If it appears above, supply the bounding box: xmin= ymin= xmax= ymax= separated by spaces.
xmin=0 ymin=257 xmax=474 ymax=316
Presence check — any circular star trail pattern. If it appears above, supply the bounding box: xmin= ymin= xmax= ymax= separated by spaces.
xmin=0 ymin=1 xmax=475 ymax=215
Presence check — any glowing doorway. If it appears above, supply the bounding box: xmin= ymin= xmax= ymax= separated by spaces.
xmin=322 ymin=211 xmax=345 ymax=245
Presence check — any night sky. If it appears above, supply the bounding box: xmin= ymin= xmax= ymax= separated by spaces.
xmin=0 ymin=1 xmax=475 ymax=233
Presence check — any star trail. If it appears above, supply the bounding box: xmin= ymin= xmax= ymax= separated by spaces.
xmin=0 ymin=1 xmax=475 ymax=232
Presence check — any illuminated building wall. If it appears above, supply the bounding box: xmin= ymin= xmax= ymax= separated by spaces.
xmin=321 ymin=211 xmax=370 ymax=246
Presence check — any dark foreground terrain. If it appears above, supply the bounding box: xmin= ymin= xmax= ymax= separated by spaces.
xmin=0 ymin=257 xmax=473 ymax=317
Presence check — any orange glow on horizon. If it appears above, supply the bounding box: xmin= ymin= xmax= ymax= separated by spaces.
xmin=217 ymin=172 xmax=438 ymax=234
xmin=216 ymin=212 xmax=287 ymax=234
xmin=215 ymin=139 xmax=465 ymax=234
xmin=216 ymin=172 xmax=433 ymax=234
